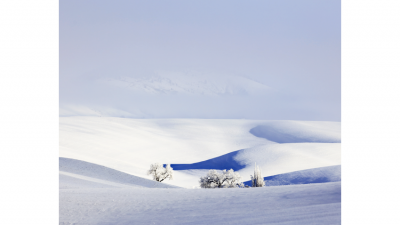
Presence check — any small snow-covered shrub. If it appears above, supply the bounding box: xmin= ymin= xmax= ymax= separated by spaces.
xmin=199 ymin=169 xmax=244 ymax=188
xmin=147 ymin=163 xmax=173 ymax=182
xmin=251 ymin=163 xmax=265 ymax=187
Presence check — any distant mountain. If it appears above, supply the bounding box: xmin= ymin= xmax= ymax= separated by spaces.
xmin=60 ymin=71 xmax=278 ymax=118
xmin=96 ymin=72 xmax=270 ymax=96
xmin=59 ymin=71 xmax=339 ymax=121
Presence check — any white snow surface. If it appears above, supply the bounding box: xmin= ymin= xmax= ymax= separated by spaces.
xmin=60 ymin=157 xmax=179 ymax=189
xmin=60 ymin=117 xmax=341 ymax=224
xmin=60 ymin=181 xmax=341 ymax=225
xmin=60 ymin=117 xmax=340 ymax=188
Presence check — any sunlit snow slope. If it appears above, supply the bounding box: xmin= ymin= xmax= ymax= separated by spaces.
xmin=60 ymin=157 xmax=179 ymax=189
xmin=60 ymin=117 xmax=340 ymax=188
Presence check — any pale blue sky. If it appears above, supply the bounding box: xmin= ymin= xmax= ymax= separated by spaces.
xmin=60 ymin=0 xmax=340 ymax=121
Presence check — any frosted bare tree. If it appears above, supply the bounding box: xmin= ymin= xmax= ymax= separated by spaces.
xmin=199 ymin=169 xmax=244 ymax=188
xmin=251 ymin=163 xmax=265 ymax=187
xmin=147 ymin=163 xmax=174 ymax=182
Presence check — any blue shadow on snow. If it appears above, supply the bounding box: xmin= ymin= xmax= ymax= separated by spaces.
xmin=165 ymin=150 xmax=245 ymax=171
xmin=249 ymin=125 xmax=341 ymax=143
xmin=242 ymin=165 xmax=341 ymax=187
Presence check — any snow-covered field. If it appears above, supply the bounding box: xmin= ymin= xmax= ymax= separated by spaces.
xmin=60 ymin=117 xmax=341 ymax=224
xmin=60 ymin=182 xmax=341 ymax=225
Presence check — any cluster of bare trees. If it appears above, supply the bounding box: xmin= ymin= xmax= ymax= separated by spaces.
xmin=199 ymin=169 xmax=244 ymax=188
xmin=148 ymin=162 xmax=265 ymax=188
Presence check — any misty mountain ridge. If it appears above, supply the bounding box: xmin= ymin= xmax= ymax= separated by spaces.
xmin=96 ymin=71 xmax=271 ymax=96
xmin=60 ymin=70 xmax=338 ymax=121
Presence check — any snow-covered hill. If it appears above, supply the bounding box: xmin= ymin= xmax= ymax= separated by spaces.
xmin=59 ymin=117 xmax=341 ymax=224
xmin=243 ymin=165 xmax=341 ymax=186
xmin=60 ymin=156 xmax=340 ymax=189
xmin=60 ymin=157 xmax=179 ymax=189
xmin=60 ymin=117 xmax=340 ymax=188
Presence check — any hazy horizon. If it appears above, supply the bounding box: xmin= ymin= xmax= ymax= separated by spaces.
xmin=60 ymin=0 xmax=341 ymax=121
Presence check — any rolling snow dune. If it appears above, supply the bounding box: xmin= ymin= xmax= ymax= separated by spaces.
xmin=168 ymin=143 xmax=341 ymax=188
xmin=249 ymin=121 xmax=341 ymax=143
xmin=60 ymin=157 xmax=179 ymax=189
xmin=233 ymin=143 xmax=341 ymax=181
xmin=59 ymin=117 xmax=341 ymax=224
xmin=60 ymin=117 xmax=340 ymax=188
xmin=60 ymin=181 xmax=341 ymax=225
xmin=60 ymin=173 xmax=118 ymax=189
xmin=243 ymin=165 xmax=341 ymax=187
